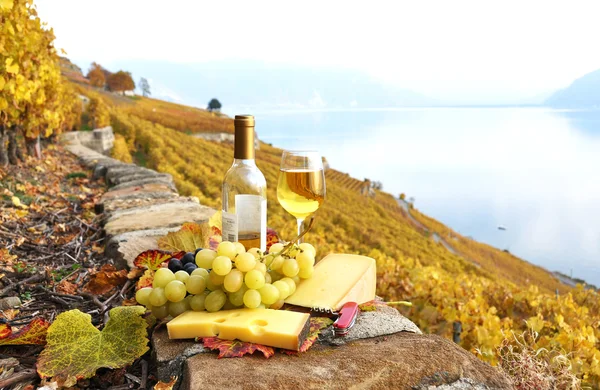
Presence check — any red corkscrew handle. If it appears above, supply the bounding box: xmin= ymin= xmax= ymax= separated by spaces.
xmin=333 ymin=302 xmax=359 ymax=333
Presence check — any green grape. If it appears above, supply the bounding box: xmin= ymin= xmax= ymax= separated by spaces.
xmin=247 ymin=247 xmax=262 ymax=259
xmin=165 ymin=280 xmax=187 ymax=302
xmin=282 ymin=259 xmax=299 ymax=277
xmin=257 ymin=304 xmax=266 ymax=309
xmin=291 ymin=275 xmax=301 ymax=285
xmin=224 ymin=269 xmax=244 ymax=293
xmin=149 ymin=287 xmax=168 ymax=307
xmin=212 ymin=256 xmax=233 ymax=276
xmin=205 ymin=290 xmax=227 ymax=312
xmin=153 ymin=268 xmax=175 ymax=288
xmin=135 ymin=287 xmax=153 ymax=306
xmin=288 ymin=246 xmax=300 ymax=258
xmin=280 ymin=277 xmax=297 ymax=295
xmin=259 ymin=283 xmax=280 ymax=305
xmin=254 ymin=261 xmax=267 ymax=275
xmin=269 ymin=255 xmax=284 ymax=271
xmin=298 ymin=265 xmax=314 ymax=279
xmin=186 ymin=275 xmax=207 ymax=295
xmin=273 ymin=280 xmax=291 ymax=300
xmin=223 ymin=300 xmax=238 ymax=310
xmin=234 ymin=242 xmax=246 ymax=256
xmin=269 ymin=270 xmax=282 ymax=282
xmin=298 ymin=243 xmax=316 ymax=258
xmin=195 ymin=249 xmax=217 ymax=269
xmin=205 ymin=276 xmax=220 ymax=291
xmin=183 ymin=295 xmax=194 ymax=309
xmin=168 ymin=300 xmax=189 ymax=317
xmin=209 ymin=271 xmax=225 ymax=285
xmin=264 ymin=272 xmax=272 ymax=284
xmin=269 ymin=300 xmax=285 ymax=310
xmin=191 ymin=268 xmax=209 ymax=278
xmin=235 ymin=252 xmax=256 ymax=272
xmin=296 ymin=251 xmax=315 ymax=270
xmin=217 ymin=241 xmax=237 ymax=260
xmin=245 ymin=269 xmax=265 ymax=290
xmin=228 ymin=284 xmax=248 ymax=307
xmin=189 ymin=294 xmax=206 ymax=311
xmin=174 ymin=270 xmax=190 ymax=284
xmin=243 ymin=289 xmax=261 ymax=309
xmin=269 ymin=243 xmax=284 ymax=254
xmin=151 ymin=304 xmax=169 ymax=319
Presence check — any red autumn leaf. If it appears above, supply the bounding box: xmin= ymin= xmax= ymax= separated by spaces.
xmin=282 ymin=317 xmax=333 ymax=355
xmin=83 ymin=265 xmax=128 ymax=295
xmin=358 ymin=299 xmax=388 ymax=312
xmin=0 ymin=318 xmax=50 ymax=346
xmin=136 ymin=269 xmax=154 ymax=291
xmin=202 ymin=337 xmax=275 ymax=359
xmin=133 ymin=250 xmax=180 ymax=271
xmin=266 ymin=228 xmax=280 ymax=251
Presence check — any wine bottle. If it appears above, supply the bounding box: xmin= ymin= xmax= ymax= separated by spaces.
xmin=222 ymin=115 xmax=267 ymax=251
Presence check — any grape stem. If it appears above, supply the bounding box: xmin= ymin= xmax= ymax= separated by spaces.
xmin=260 ymin=215 xmax=317 ymax=262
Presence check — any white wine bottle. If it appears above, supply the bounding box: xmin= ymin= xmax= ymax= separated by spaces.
xmin=222 ymin=115 xmax=267 ymax=251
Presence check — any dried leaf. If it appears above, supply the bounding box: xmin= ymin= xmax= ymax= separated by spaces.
xmin=56 ymin=279 xmax=78 ymax=295
xmin=157 ymin=223 xmax=209 ymax=253
xmin=83 ymin=265 xmax=128 ymax=295
xmin=127 ymin=268 xmax=144 ymax=280
xmin=202 ymin=337 xmax=275 ymax=359
xmin=359 ymin=299 xmax=389 ymax=312
xmin=132 ymin=249 xmax=181 ymax=271
xmin=0 ymin=248 xmax=17 ymax=264
xmin=154 ymin=377 xmax=178 ymax=390
xmin=282 ymin=317 xmax=332 ymax=355
xmin=0 ymin=318 xmax=50 ymax=346
xmin=37 ymin=306 xmax=149 ymax=387
xmin=136 ymin=269 xmax=154 ymax=290
xmin=266 ymin=228 xmax=279 ymax=251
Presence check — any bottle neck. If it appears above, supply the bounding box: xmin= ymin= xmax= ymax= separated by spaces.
xmin=234 ymin=126 xmax=255 ymax=159
xmin=232 ymin=158 xmax=257 ymax=166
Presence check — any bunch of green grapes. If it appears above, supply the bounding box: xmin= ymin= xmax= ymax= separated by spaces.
xmin=135 ymin=241 xmax=317 ymax=319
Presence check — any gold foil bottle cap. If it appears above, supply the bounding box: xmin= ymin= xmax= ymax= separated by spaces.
xmin=234 ymin=115 xmax=255 ymax=159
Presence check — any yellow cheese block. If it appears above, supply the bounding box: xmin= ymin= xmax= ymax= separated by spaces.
xmin=285 ymin=253 xmax=376 ymax=311
xmin=166 ymin=308 xmax=310 ymax=350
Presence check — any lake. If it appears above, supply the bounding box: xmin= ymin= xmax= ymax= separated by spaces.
xmin=245 ymin=107 xmax=600 ymax=286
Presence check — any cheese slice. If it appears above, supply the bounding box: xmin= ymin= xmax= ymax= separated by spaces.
xmin=285 ymin=253 xmax=376 ymax=311
xmin=167 ymin=308 xmax=310 ymax=350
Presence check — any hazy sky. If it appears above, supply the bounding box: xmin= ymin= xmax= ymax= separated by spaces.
xmin=37 ymin=0 xmax=600 ymax=103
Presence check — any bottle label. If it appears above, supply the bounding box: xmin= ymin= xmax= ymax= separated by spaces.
xmin=222 ymin=212 xmax=238 ymax=243
xmin=236 ymin=194 xmax=267 ymax=251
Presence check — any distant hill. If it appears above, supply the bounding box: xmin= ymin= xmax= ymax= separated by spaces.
xmin=89 ymin=60 xmax=439 ymax=110
xmin=546 ymin=68 xmax=600 ymax=108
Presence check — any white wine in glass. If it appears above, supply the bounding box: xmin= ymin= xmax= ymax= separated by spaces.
xmin=277 ymin=151 xmax=326 ymax=239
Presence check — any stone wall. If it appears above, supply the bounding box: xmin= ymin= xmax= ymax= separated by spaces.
xmin=62 ymin=126 xmax=115 ymax=155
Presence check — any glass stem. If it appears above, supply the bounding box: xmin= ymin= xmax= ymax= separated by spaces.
xmin=296 ymin=218 xmax=305 ymax=243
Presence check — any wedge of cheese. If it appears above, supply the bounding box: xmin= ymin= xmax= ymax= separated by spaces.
xmin=285 ymin=253 xmax=376 ymax=311
xmin=167 ymin=308 xmax=310 ymax=350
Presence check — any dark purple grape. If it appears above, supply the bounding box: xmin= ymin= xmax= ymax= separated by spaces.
xmin=168 ymin=258 xmax=183 ymax=273
xmin=195 ymin=248 xmax=203 ymax=255
xmin=183 ymin=262 xmax=197 ymax=274
xmin=181 ymin=252 xmax=195 ymax=265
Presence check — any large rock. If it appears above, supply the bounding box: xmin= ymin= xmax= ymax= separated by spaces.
xmin=152 ymin=309 xmax=511 ymax=390
xmin=103 ymin=196 xmax=200 ymax=216
xmin=111 ymin=172 xmax=173 ymax=187
xmin=180 ymin=332 xmax=511 ymax=390
xmin=110 ymin=176 xmax=176 ymax=192
xmin=99 ymin=183 xmax=178 ymax=205
xmin=106 ymin=227 xmax=181 ymax=269
xmin=104 ymin=202 xmax=216 ymax=236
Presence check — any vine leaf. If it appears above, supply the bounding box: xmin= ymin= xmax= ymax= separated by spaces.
xmin=157 ymin=223 xmax=209 ymax=253
xmin=0 ymin=318 xmax=50 ymax=346
xmin=201 ymin=337 xmax=275 ymax=359
xmin=37 ymin=306 xmax=149 ymax=387
xmin=133 ymin=249 xmax=182 ymax=271
xmin=282 ymin=317 xmax=333 ymax=355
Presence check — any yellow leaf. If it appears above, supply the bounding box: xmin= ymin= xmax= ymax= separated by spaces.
xmin=37 ymin=307 xmax=149 ymax=387
xmin=5 ymin=58 xmax=18 ymax=74
xmin=11 ymin=196 xmax=21 ymax=207
xmin=0 ymin=77 xmax=5 ymax=91
xmin=157 ymin=222 xmax=209 ymax=253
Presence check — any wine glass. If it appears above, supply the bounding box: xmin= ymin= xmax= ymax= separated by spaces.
xmin=277 ymin=150 xmax=326 ymax=241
